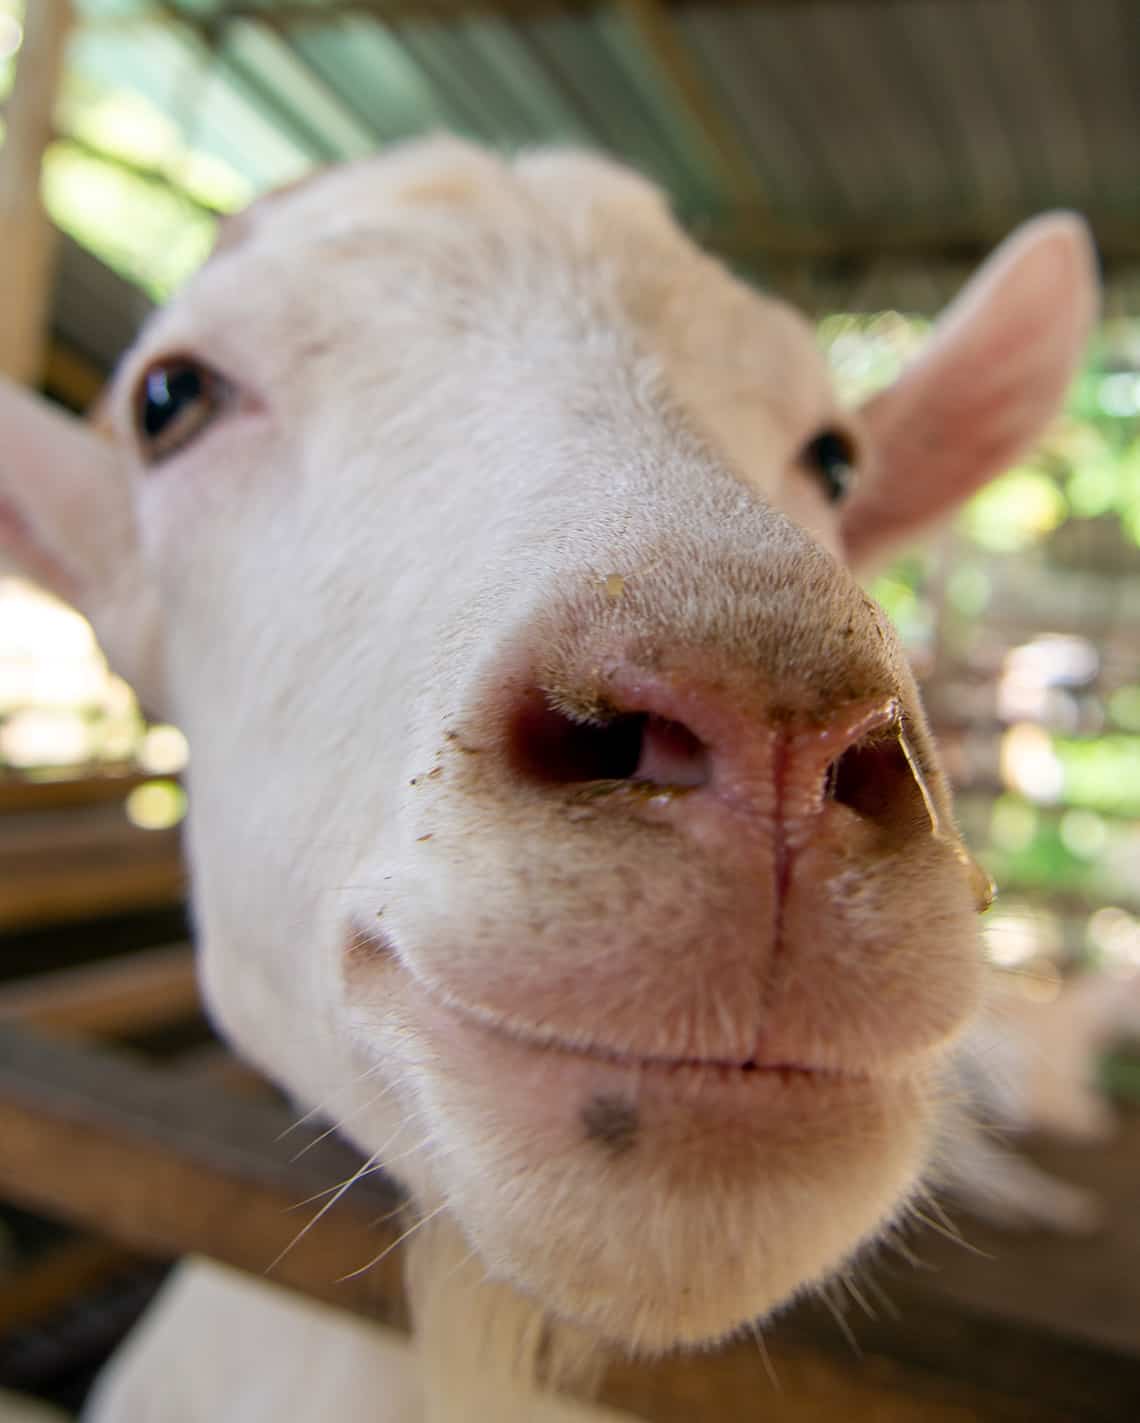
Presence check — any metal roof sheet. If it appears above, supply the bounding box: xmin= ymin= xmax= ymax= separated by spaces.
xmin=40 ymin=0 xmax=1140 ymax=371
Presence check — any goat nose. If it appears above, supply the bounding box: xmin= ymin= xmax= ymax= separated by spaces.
xmin=779 ymin=697 xmax=939 ymax=848
xmin=506 ymin=665 xmax=940 ymax=846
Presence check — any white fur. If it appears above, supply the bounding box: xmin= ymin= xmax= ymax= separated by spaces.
xmin=0 ymin=140 xmax=1098 ymax=1417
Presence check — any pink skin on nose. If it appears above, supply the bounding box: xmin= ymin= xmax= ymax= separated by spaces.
xmin=579 ymin=661 xmax=908 ymax=858
xmin=373 ymin=657 xmax=939 ymax=1084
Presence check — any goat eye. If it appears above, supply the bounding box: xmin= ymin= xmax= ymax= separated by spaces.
xmin=800 ymin=428 xmax=857 ymax=504
xmin=135 ymin=359 xmax=229 ymax=464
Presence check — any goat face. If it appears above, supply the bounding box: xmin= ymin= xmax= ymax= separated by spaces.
xmin=1 ymin=140 xmax=1096 ymax=1351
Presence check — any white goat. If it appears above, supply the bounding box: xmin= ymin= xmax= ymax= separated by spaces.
xmin=0 ymin=139 xmax=1098 ymax=1419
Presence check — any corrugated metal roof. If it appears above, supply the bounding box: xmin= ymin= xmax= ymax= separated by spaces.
xmin=44 ymin=0 xmax=1140 ymax=371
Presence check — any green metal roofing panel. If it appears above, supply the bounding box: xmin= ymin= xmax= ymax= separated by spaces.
xmin=593 ymin=7 xmax=724 ymax=214
xmin=70 ymin=23 xmax=314 ymax=185
xmin=523 ymin=12 xmax=691 ymax=192
xmin=292 ymin=19 xmax=470 ymax=141
xmin=222 ymin=20 xmax=378 ymax=160
xmin=442 ymin=17 xmax=595 ymax=144
xmin=32 ymin=0 xmax=1140 ymax=325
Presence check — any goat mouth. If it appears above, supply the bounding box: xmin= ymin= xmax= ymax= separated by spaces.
xmin=347 ymin=924 xmax=868 ymax=1087
xmin=423 ymin=986 xmax=861 ymax=1083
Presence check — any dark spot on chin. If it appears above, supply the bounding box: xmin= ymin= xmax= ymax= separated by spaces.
xmin=581 ymin=1094 xmax=639 ymax=1155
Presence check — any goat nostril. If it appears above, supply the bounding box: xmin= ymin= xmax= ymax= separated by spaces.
xmin=510 ymin=700 xmax=645 ymax=784
xmin=827 ymin=732 xmax=935 ymax=836
xmin=509 ymin=697 xmax=709 ymax=789
xmin=633 ymin=715 xmax=710 ymax=788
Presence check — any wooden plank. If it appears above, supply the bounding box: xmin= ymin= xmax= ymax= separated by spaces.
xmin=0 ymin=845 xmax=184 ymax=930
xmin=0 ymin=807 xmax=185 ymax=931
xmin=89 ymin=0 xmax=1008 ymax=31
xmin=42 ymin=339 xmax=105 ymax=413
xmin=0 ymin=773 xmax=154 ymax=816
xmin=891 ymin=1111 xmax=1140 ymax=1362
xmin=0 ymin=1237 xmax=138 ymax=1334
xmin=0 ymin=1024 xmax=408 ymax=1325
xmin=709 ymin=208 xmax=1135 ymax=270
xmin=0 ymin=943 xmax=199 ymax=1037
xmin=166 ymin=1040 xmax=274 ymax=1094
xmin=1 ymin=1025 xmax=1138 ymax=1420
xmin=607 ymin=1286 xmax=1140 ymax=1423
xmin=0 ymin=0 xmax=73 ymax=384
xmin=608 ymin=1338 xmax=1045 ymax=1423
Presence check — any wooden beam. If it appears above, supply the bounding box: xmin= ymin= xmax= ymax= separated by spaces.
xmin=77 ymin=0 xmax=586 ymax=29
xmin=1 ymin=1025 xmax=1139 ymax=1419
xmin=82 ymin=0 xmax=990 ymax=31
xmin=0 ymin=0 xmax=73 ymax=384
xmin=0 ymin=1024 xmax=409 ymax=1324
xmin=0 ymin=772 xmax=154 ymax=816
xmin=0 ymin=1236 xmax=140 ymax=1334
xmin=0 ymin=943 xmax=199 ymax=1038
xmin=703 ymin=207 xmax=1101 ymax=263
xmin=698 ymin=211 xmax=1139 ymax=303
xmin=43 ymin=338 xmax=106 ymax=411
xmin=609 ymin=1281 xmax=1140 ymax=1422
xmin=0 ymin=809 xmax=185 ymax=932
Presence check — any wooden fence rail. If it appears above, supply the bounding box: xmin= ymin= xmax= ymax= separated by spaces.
xmin=0 ymin=1022 xmax=1138 ymax=1420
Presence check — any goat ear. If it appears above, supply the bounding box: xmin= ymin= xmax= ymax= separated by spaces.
xmin=841 ymin=214 xmax=1099 ymax=568
xmin=0 ymin=378 xmax=166 ymax=712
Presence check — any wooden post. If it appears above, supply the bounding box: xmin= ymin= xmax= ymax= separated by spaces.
xmin=0 ymin=0 xmax=74 ymax=384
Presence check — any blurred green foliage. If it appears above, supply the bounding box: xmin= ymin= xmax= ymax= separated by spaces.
xmin=1055 ymin=736 xmax=1140 ymax=817
xmin=821 ymin=315 xmax=1140 ymax=968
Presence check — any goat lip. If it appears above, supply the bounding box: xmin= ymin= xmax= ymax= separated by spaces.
xmin=345 ymin=925 xmax=876 ymax=1084
xmin=396 ymin=964 xmax=866 ymax=1086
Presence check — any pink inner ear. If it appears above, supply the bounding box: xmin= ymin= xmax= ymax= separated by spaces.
xmin=841 ymin=215 xmax=1099 ymax=568
xmin=0 ymin=493 xmax=81 ymax=601
xmin=0 ymin=377 xmax=126 ymax=601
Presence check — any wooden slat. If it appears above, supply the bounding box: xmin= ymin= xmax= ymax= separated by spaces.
xmin=0 ymin=1025 xmax=1138 ymax=1420
xmin=0 ymin=807 xmax=185 ymax=931
xmin=0 ymin=1237 xmax=137 ymax=1335
xmin=0 ymin=848 xmax=184 ymax=930
xmin=0 ymin=0 xmax=73 ymax=383
xmin=608 ymin=1338 xmax=1040 ymax=1423
xmin=0 ymin=943 xmax=198 ymax=1038
xmin=42 ymin=340 xmax=106 ymax=413
xmin=86 ymin=0 xmax=1070 ymax=31
xmin=609 ymin=1286 xmax=1140 ymax=1423
xmin=889 ymin=1112 xmax=1140 ymax=1363
xmin=0 ymin=773 xmax=153 ymax=816
xmin=0 ymin=1024 xmax=408 ymax=1325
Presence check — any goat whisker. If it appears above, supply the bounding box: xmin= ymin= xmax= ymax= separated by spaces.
xmin=749 ymin=1323 xmax=781 ymax=1392
xmin=338 ymin=1201 xmax=450 ymax=1282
